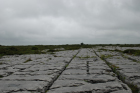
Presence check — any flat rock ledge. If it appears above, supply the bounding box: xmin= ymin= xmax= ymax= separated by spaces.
xmin=0 ymin=48 xmax=136 ymax=93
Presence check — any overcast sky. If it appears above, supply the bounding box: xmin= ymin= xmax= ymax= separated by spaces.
xmin=0 ymin=0 xmax=140 ymax=45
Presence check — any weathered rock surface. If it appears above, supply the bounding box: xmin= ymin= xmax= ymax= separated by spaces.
xmin=1 ymin=47 xmax=138 ymax=93
xmin=47 ymin=49 xmax=131 ymax=93
xmin=0 ymin=50 xmax=78 ymax=93
xmin=95 ymin=48 xmax=140 ymax=92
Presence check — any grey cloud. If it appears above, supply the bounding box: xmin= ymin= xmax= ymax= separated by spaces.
xmin=0 ymin=0 xmax=140 ymax=45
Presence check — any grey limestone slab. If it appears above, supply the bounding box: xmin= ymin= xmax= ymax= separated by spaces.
xmin=1 ymin=74 xmax=56 ymax=82
xmin=0 ymin=81 xmax=47 ymax=92
xmin=48 ymin=82 xmax=131 ymax=93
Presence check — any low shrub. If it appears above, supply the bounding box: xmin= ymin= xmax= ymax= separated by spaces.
xmin=31 ymin=46 xmax=38 ymax=50
xmin=47 ymin=49 xmax=56 ymax=52
xmin=123 ymin=49 xmax=140 ymax=56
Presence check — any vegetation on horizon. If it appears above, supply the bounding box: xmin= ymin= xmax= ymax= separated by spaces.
xmin=0 ymin=44 xmax=140 ymax=57
xmin=0 ymin=44 xmax=95 ymax=56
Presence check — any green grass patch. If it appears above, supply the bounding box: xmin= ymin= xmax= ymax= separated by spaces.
xmin=0 ymin=46 xmax=43 ymax=55
xmin=100 ymin=54 xmax=113 ymax=60
xmin=66 ymin=64 xmax=69 ymax=67
xmin=109 ymin=49 xmax=122 ymax=52
xmin=111 ymin=64 xmax=119 ymax=72
xmin=0 ymin=45 xmax=97 ymax=56
xmin=77 ymin=55 xmax=95 ymax=59
xmin=0 ymin=54 xmax=3 ymax=59
xmin=122 ymin=54 xmax=128 ymax=59
xmin=31 ymin=46 xmax=38 ymax=50
xmin=0 ymin=44 xmax=139 ymax=56
xmin=0 ymin=75 xmax=4 ymax=78
xmin=98 ymin=48 xmax=108 ymax=51
xmin=120 ymin=44 xmax=140 ymax=47
xmin=24 ymin=58 xmax=32 ymax=63
xmin=123 ymin=49 xmax=140 ymax=56
xmin=128 ymin=83 xmax=139 ymax=93
xmin=47 ymin=49 xmax=56 ymax=52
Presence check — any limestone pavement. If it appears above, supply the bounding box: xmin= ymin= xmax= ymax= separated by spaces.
xmin=1 ymin=47 xmax=139 ymax=93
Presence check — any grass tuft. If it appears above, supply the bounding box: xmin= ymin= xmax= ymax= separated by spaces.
xmin=24 ymin=58 xmax=32 ymax=63
xmin=128 ymin=83 xmax=139 ymax=93
xmin=100 ymin=54 xmax=113 ymax=60
xmin=0 ymin=75 xmax=4 ymax=78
